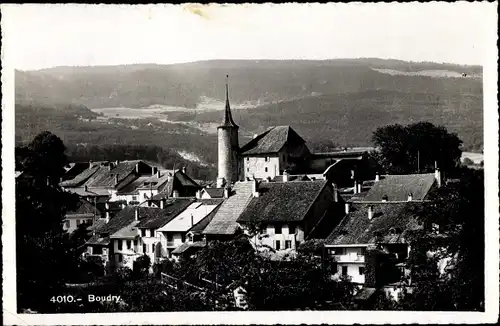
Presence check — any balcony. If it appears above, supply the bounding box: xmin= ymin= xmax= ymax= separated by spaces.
xmin=333 ymin=254 xmax=365 ymax=263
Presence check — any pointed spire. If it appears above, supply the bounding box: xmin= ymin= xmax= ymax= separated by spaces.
xmin=220 ymin=74 xmax=238 ymax=128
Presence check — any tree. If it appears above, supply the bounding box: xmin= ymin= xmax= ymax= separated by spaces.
xmin=381 ymin=168 xmax=485 ymax=311
xmin=372 ymin=122 xmax=462 ymax=175
xmin=132 ymin=254 xmax=151 ymax=279
xmin=16 ymin=131 xmax=81 ymax=312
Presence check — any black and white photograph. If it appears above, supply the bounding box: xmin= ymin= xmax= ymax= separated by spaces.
xmin=1 ymin=2 xmax=498 ymax=325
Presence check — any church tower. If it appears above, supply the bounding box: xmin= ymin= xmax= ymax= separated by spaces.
xmin=217 ymin=75 xmax=240 ymax=188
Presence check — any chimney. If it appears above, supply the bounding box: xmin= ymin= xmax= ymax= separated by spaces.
xmin=224 ymin=187 xmax=230 ymax=198
xmin=332 ymin=183 xmax=338 ymax=202
xmin=434 ymin=161 xmax=442 ymax=187
xmin=195 ymin=190 xmax=201 ymax=199
xmin=167 ymin=173 xmax=174 ymax=182
xmin=151 ymin=166 xmax=156 ymax=176
xmin=84 ymin=185 xmax=88 ymax=192
xmin=253 ymin=134 xmax=258 ymax=139
xmin=353 ymin=180 xmax=358 ymax=194
xmin=368 ymin=205 xmax=374 ymax=220
xmin=156 ymin=170 xmax=161 ymax=178
xmin=173 ymin=190 xmax=179 ymax=198
xmin=105 ymin=211 xmax=110 ymax=223
xmin=114 ymin=174 xmax=119 ymax=186
xmin=105 ymin=202 xmax=110 ymax=210
xmin=252 ymin=178 xmax=260 ymax=198
xmin=182 ymin=166 xmax=187 ymax=174
xmin=135 ymin=163 xmax=140 ymax=174
xmin=375 ymin=173 xmax=380 ymax=182
xmin=135 ymin=209 xmax=139 ymax=221
xmin=160 ymin=199 xmax=165 ymax=209
xmin=345 ymin=202 xmax=351 ymax=214
xmin=283 ymin=170 xmax=289 ymax=183
xmin=89 ymin=160 xmax=93 ymax=169
xmin=382 ymin=195 xmax=388 ymax=202
xmin=407 ymin=193 xmax=413 ymax=201
xmin=357 ymin=183 xmax=362 ymax=194
xmin=115 ymin=160 xmax=120 ymax=166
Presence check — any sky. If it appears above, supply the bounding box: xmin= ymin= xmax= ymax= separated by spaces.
xmin=1 ymin=2 xmax=497 ymax=70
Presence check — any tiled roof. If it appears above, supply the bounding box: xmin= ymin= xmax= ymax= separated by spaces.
xmin=172 ymin=241 xmax=206 ymax=254
xmin=60 ymin=165 xmax=100 ymax=187
xmin=65 ymin=187 xmax=111 ymax=197
xmin=110 ymin=220 xmax=141 ymax=239
xmin=136 ymin=171 xmax=171 ymax=191
xmin=66 ymin=198 xmax=100 ymax=216
xmin=85 ymin=206 xmax=138 ymax=246
xmin=240 ymin=126 xmax=306 ymax=155
xmin=311 ymin=150 xmax=367 ymax=159
xmin=157 ymin=200 xmax=223 ymax=232
xmin=135 ymin=198 xmax=195 ymax=229
xmin=325 ymin=202 xmax=424 ymax=246
xmin=237 ymin=181 xmax=327 ymax=223
xmin=361 ymin=174 xmax=436 ymax=202
xmin=202 ymin=188 xmax=225 ymax=198
xmin=117 ymin=176 xmax=151 ymax=195
xmin=95 ymin=206 xmax=138 ymax=235
xmin=149 ymin=170 xmax=200 ymax=199
xmin=85 ymin=161 xmax=145 ymax=188
xmin=202 ymin=182 xmax=254 ymax=235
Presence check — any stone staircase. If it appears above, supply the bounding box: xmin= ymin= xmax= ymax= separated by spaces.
xmin=202 ymin=182 xmax=254 ymax=235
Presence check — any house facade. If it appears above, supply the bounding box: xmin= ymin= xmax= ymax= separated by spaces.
xmin=237 ymin=178 xmax=345 ymax=251
xmin=325 ymin=202 xmax=424 ymax=286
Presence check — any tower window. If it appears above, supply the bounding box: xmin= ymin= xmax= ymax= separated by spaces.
xmin=265 ymin=167 xmax=268 ymax=172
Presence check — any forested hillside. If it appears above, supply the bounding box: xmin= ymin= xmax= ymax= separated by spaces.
xmin=15 ymin=58 xmax=483 ymax=155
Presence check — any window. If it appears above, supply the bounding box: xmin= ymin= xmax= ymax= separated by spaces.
xmin=133 ymin=239 xmax=138 ymax=247
xmin=275 ymin=224 xmax=282 ymax=234
xmin=141 ymin=229 xmax=146 ymax=237
xmin=65 ymin=220 xmax=70 ymax=228
xmin=247 ymin=157 xmax=249 ymax=161
xmin=144 ymin=193 xmax=147 ymax=198
xmin=93 ymin=246 xmax=102 ymax=255
xmin=359 ymin=267 xmax=365 ymax=275
xmin=275 ymin=240 xmax=281 ymax=250
xmin=285 ymin=240 xmax=292 ymax=249
xmin=117 ymin=254 xmax=122 ymax=263
xmin=143 ymin=244 xmax=147 ymax=253
xmin=247 ymin=168 xmax=249 ymax=172
xmin=167 ymin=234 xmax=174 ymax=242
xmin=132 ymin=196 xmax=137 ymax=201
xmin=265 ymin=167 xmax=268 ymax=172
xmin=126 ymin=240 xmax=131 ymax=249
xmin=117 ymin=240 xmax=123 ymax=250
xmin=150 ymin=229 xmax=155 ymax=237
xmin=342 ymin=266 xmax=348 ymax=276
xmin=152 ymin=243 xmax=156 ymax=253
xmin=181 ymin=234 xmax=186 ymax=243
xmin=296 ymin=241 xmax=301 ymax=248
xmin=288 ymin=224 xmax=296 ymax=234
xmin=265 ymin=157 xmax=269 ymax=162
xmin=76 ymin=219 xmax=80 ymax=226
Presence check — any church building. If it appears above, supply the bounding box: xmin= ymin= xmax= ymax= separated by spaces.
xmin=215 ymin=76 xmax=378 ymax=189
